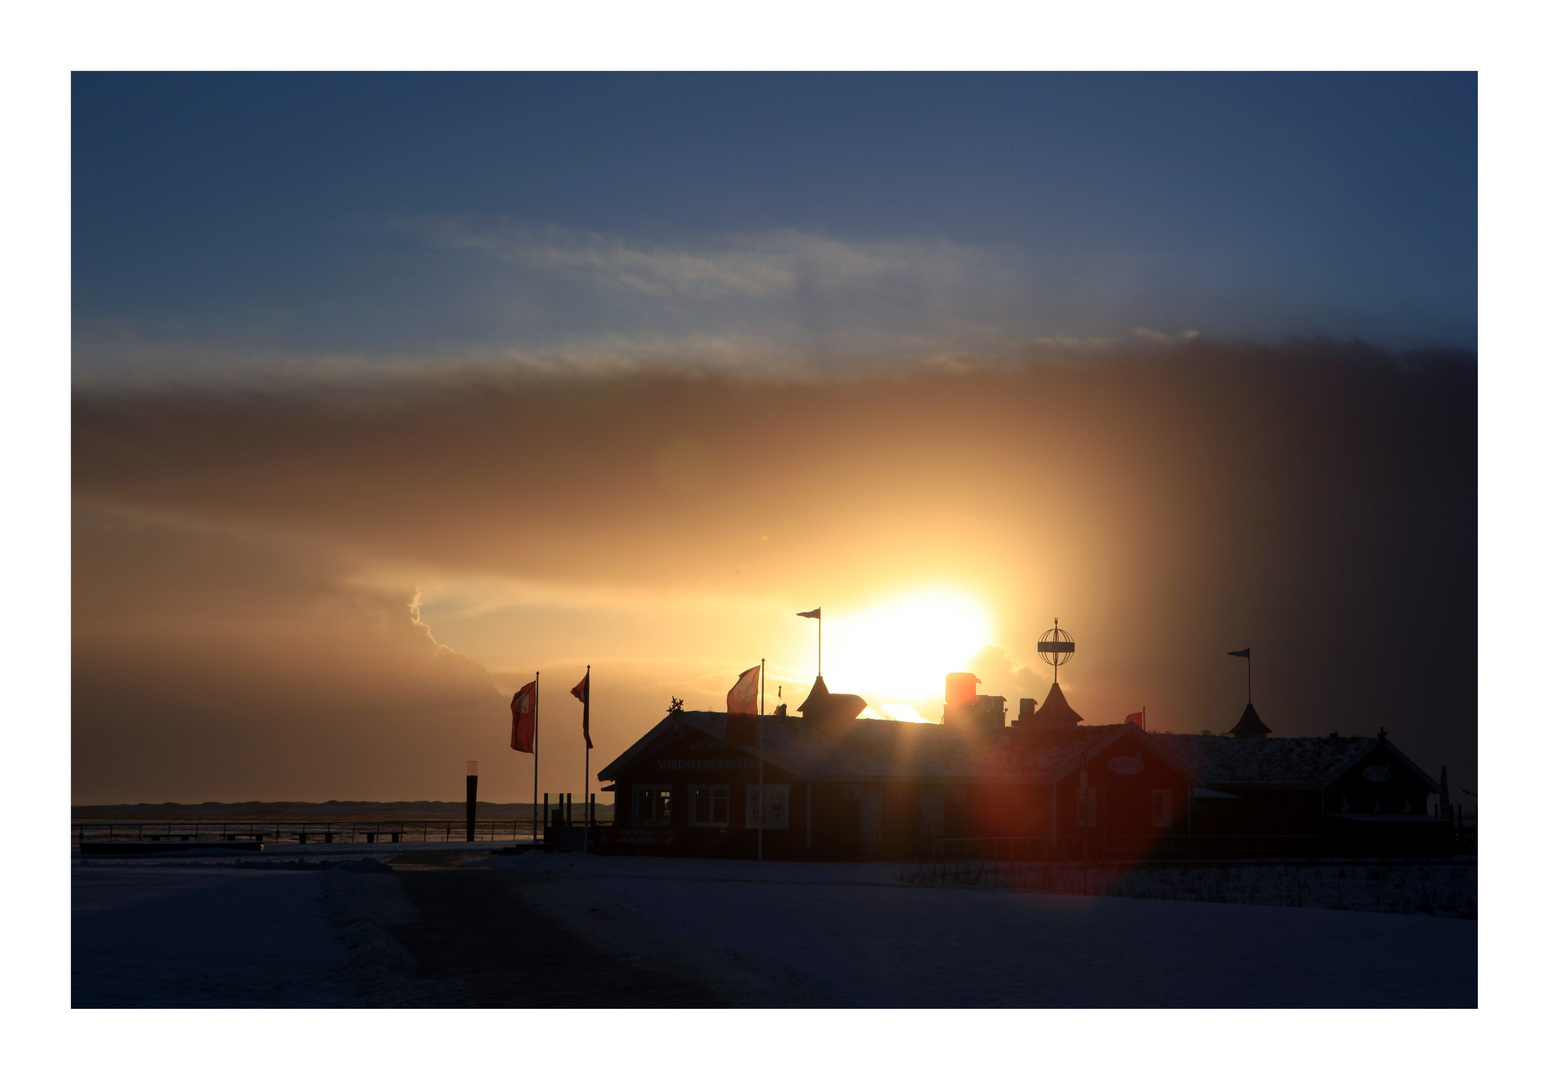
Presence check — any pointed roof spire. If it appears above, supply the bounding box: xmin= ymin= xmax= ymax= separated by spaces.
xmin=1228 ymin=701 xmax=1271 ymax=739
xmin=1026 ymin=682 xmax=1086 ymax=729
xmin=797 ymin=674 xmax=866 ymax=724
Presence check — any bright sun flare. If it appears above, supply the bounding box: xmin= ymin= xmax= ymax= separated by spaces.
xmin=826 ymin=591 xmax=993 ymax=712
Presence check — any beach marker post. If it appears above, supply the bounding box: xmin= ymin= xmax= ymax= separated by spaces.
xmin=466 ymin=760 xmax=478 ymax=842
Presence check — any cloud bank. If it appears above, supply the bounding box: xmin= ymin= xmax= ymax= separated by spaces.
xmin=72 ymin=339 xmax=1477 ymax=801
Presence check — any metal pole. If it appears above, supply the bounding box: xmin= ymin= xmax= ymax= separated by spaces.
xmin=818 ymin=615 xmax=821 ymax=676
xmin=759 ymin=658 xmax=765 ymax=862
xmin=584 ymin=665 xmax=591 ymax=855
xmin=533 ymin=671 xmax=540 ymax=844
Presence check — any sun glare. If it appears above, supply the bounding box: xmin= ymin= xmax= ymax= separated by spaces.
xmin=827 ymin=591 xmax=992 ymax=711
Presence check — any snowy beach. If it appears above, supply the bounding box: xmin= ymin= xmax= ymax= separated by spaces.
xmin=72 ymin=846 xmax=1476 ymax=1008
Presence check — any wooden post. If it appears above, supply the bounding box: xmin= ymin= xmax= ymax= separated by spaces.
xmin=466 ymin=762 xmax=478 ymax=843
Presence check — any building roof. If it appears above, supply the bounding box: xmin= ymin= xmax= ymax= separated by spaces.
xmin=1228 ymin=702 xmax=1272 ymax=738
xmin=598 ymin=713 xmax=1440 ymax=793
xmin=599 ymin=712 xmax=1164 ymax=784
xmin=1024 ymin=682 xmax=1086 ymax=728
xmin=1147 ymin=733 xmax=1437 ymax=791
xmin=796 ymin=675 xmax=868 ymax=724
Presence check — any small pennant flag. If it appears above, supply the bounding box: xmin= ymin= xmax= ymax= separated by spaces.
xmin=510 ymin=681 xmax=537 ymax=754
xmin=796 ymin=608 xmax=820 ymax=619
xmin=571 ymin=671 xmax=593 ymax=750
xmin=1125 ymin=710 xmax=1145 ymax=730
xmin=1227 ymin=648 xmax=1250 ymax=658
xmin=726 ymin=665 xmax=760 ymax=746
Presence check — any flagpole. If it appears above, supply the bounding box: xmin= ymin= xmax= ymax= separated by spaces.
xmin=584 ymin=664 xmax=591 ymax=855
xmin=758 ymin=658 xmax=765 ymax=862
xmin=533 ymin=671 xmax=540 ymax=845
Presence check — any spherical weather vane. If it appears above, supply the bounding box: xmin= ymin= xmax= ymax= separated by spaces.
xmin=1037 ymin=618 xmax=1075 ymax=683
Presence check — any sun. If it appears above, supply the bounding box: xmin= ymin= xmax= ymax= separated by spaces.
xmin=826 ymin=590 xmax=993 ymax=710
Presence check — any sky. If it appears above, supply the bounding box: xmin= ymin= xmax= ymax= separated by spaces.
xmin=70 ymin=72 xmax=1478 ymax=804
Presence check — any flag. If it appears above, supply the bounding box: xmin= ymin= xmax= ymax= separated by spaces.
xmin=1125 ymin=710 xmax=1144 ymax=729
xmin=510 ymin=681 xmax=536 ymax=753
xmin=796 ymin=608 xmax=820 ymax=619
xmin=726 ymin=665 xmax=760 ymax=745
xmin=571 ymin=671 xmax=593 ymax=750
xmin=1227 ymin=648 xmax=1250 ymax=658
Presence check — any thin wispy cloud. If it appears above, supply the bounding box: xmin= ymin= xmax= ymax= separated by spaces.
xmin=398 ymin=218 xmax=993 ymax=302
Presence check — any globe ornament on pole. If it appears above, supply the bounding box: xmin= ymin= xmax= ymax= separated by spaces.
xmin=1037 ymin=618 xmax=1075 ymax=684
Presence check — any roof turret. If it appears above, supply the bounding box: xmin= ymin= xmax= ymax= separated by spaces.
xmin=1228 ymin=701 xmax=1271 ymax=738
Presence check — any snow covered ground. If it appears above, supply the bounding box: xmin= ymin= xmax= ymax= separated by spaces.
xmin=72 ymin=845 xmax=1477 ymax=1007
xmin=72 ymin=849 xmax=440 ymax=1007
xmin=506 ymin=853 xmax=1478 ymax=1007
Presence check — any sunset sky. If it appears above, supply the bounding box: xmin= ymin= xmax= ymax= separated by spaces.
xmin=71 ymin=73 xmax=1478 ymax=805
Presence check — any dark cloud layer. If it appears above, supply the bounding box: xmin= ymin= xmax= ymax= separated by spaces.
xmin=72 ymin=340 xmax=1476 ymax=800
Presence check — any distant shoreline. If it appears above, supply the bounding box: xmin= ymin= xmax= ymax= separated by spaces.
xmin=72 ymin=800 xmax=613 ymax=822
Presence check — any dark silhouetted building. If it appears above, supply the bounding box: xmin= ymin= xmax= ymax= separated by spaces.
xmin=595 ymin=678 xmax=1450 ymax=860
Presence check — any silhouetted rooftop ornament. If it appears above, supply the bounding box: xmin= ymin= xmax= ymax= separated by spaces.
xmin=797 ymin=674 xmax=867 ymax=724
xmin=1037 ymin=618 xmax=1075 ymax=684
xmin=1027 ymin=681 xmax=1086 ymax=729
xmin=1229 ymin=701 xmax=1271 ymax=739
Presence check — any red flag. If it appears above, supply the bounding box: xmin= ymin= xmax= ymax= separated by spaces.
xmin=511 ymin=681 xmax=537 ymax=753
xmin=571 ymin=671 xmax=593 ymax=750
xmin=1125 ymin=710 xmax=1145 ymax=730
xmin=726 ymin=665 xmax=760 ymax=745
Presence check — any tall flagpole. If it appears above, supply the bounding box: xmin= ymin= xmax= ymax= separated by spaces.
xmin=818 ymin=614 xmax=822 ymax=676
xmin=758 ymin=658 xmax=765 ymax=862
xmin=583 ymin=664 xmax=591 ymax=855
xmin=533 ymin=672 xmax=540 ymax=844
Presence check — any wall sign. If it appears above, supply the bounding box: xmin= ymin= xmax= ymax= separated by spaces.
xmin=746 ymin=785 xmax=790 ymax=829
xmin=1108 ymin=755 xmax=1146 ymax=775
xmin=1362 ymin=765 xmax=1391 ymax=783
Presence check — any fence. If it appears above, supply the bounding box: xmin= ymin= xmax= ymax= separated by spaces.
xmin=73 ymin=818 xmax=547 ymax=847
xmin=923 ymin=828 xmax=1475 ymax=882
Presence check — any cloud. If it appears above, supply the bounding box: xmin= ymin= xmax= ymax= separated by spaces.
xmin=72 ymin=511 xmax=504 ymax=802
xmin=398 ymin=218 xmax=992 ymax=302
xmin=72 ymin=339 xmax=1478 ymax=799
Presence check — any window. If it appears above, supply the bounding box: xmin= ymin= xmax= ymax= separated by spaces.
xmin=633 ymin=786 xmax=671 ymax=826
xmin=690 ymin=785 xmax=730 ymax=827
xmin=1152 ymin=790 xmax=1174 ymax=828
xmin=1076 ymin=787 xmax=1098 ymax=828
xmin=746 ymin=785 xmax=790 ymax=829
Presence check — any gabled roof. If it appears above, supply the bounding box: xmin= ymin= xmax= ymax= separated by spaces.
xmin=1147 ymin=734 xmax=1439 ymax=791
xmin=598 ymin=712 xmax=1196 ymax=785
xmin=598 ymin=712 xmax=1440 ymax=794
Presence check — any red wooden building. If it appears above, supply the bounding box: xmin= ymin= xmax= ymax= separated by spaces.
xmin=595 ymin=681 xmax=1450 ymax=860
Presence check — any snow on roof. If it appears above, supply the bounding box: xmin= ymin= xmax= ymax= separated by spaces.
xmin=1148 ymin=734 xmax=1380 ymax=787
xmin=598 ymin=713 xmax=1440 ymax=791
xmin=601 ymin=712 xmax=1151 ymax=783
